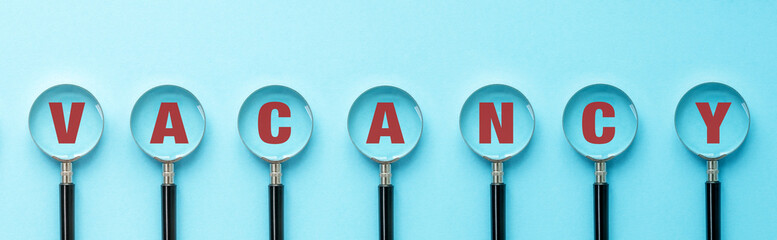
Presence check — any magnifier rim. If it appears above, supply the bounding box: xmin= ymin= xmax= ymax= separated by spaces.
xmin=130 ymin=84 xmax=206 ymax=163
xmin=458 ymin=84 xmax=535 ymax=163
xmin=237 ymin=85 xmax=313 ymax=164
xmin=29 ymin=83 xmax=104 ymax=163
xmin=562 ymin=83 xmax=638 ymax=162
xmin=347 ymin=85 xmax=423 ymax=164
xmin=674 ymin=81 xmax=749 ymax=161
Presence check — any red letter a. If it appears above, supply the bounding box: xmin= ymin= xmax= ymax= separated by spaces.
xmin=150 ymin=102 xmax=189 ymax=144
xmin=696 ymin=102 xmax=731 ymax=144
xmin=479 ymin=102 xmax=513 ymax=144
xmin=366 ymin=102 xmax=404 ymax=144
xmin=49 ymin=102 xmax=85 ymax=144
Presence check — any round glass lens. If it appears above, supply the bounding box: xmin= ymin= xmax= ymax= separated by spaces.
xmin=130 ymin=85 xmax=205 ymax=162
xmin=238 ymin=85 xmax=313 ymax=163
xmin=459 ymin=84 xmax=534 ymax=162
xmin=29 ymin=84 xmax=104 ymax=161
xmin=347 ymin=86 xmax=422 ymax=163
xmin=562 ymin=84 xmax=638 ymax=161
xmin=675 ymin=82 xmax=749 ymax=160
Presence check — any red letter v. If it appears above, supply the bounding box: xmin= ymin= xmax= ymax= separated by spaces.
xmin=49 ymin=102 xmax=86 ymax=144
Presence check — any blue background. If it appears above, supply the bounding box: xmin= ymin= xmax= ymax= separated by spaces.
xmin=1 ymin=1 xmax=776 ymax=239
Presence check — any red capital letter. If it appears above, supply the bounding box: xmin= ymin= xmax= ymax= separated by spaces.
xmin=366 ymin=102 xmax=404 ymax=144
xmin=696 ymin=102 xmax=731 ymax=144
xmin=258 ymin=102 xmax=291 ymax=144
xmin=479 ymin=102 xmax=513 ymax=144
xmin=150 ymin=102 xmax=188 ymax=144
xmin=582 ymin=102 xmax=615 ymax=144
xmin=49 ymin=102 xmax=85 ymax=144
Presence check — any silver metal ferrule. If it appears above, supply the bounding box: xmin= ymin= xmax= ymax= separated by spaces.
xmin=270 ymin=163 xmax=282 ymax=185
xmin=492 ymin=162 xmax=504 ymax=184
xmin=61 ymin=162 xmax=73 ymax=184
xmin=595 ymin=162 xmax=607 ymax=184
xmin=380 ymin=163 xmax=391 ymax=185
xmin=707 ymin=160 xmax=719 ymax=182
xmin=163 ymin=162 xmax=175 ymax=184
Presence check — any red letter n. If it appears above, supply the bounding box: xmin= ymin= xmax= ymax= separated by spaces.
xmin=479 ymin=102 xmax=513 ymax=144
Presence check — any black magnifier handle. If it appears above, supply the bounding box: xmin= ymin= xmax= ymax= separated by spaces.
xmin=706 ymin=181 xmax=720 ymax=240
xmin=491 ymin=183 xmax=505 ymax=240
xmin=379 ymin=184 xmax=394 ymax=240
xmin=269 ymin=184 xmax=284 ymax=240
xmin=162 ymin=184 xmax=176 ymax=240
xmin=594 ymin=183 xmax=609 ymax=240
xmin=60 ymin=183 xmax=74 ymax=240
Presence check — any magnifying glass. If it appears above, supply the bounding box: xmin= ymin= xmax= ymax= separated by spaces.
xmin=562 ymin=84 xmax=637 ymax=240
xmin=459 ymin=84 xmax=534 ymax=240
xmin=674 ymin=82 xmax=748 ymax=240
xmin=130 ymin=85 xmax=205 ymax=240
xmin=238 ymin=85 xmax=313 ymax=240
xmin=347 ymin=86 xmax=422 ymax=240
xmin=29 ymin=84 xmax=104 ymax=240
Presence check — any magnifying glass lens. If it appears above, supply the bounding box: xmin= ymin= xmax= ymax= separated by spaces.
xmin=347 ymin=86 xmax=422 ymax=163
xmin=562 ymin=84 xmax=637 ymax=161
xmin=130 ymin=85 xmax=205 ymax=162
xmin=30 ymin=84 xmax=104 ymax=160
xmin=675 ymin=82 xmax=749 ymax=160
xmin=238 ymin=85 xmax=313 ymax=162
xmin=459 ymin=84 xmax=534 ymax=162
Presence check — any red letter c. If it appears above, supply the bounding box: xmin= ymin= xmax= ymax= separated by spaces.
xmin=258 ymin=102 xmax=292 ymax=144
xmin=582 ymin=102 xmax=615 ymax=144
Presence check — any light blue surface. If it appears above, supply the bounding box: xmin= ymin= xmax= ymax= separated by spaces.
xmin=29 ymin=84 xmax=104 ymax=161
xmin=675 ymin=82 xmax=750 ymax=160
xmin=238 ymin=85 xmax=312 ymax=163
xmin=348 ymin=86 xmax=422 ymax=163
xmin=130 ymin=85 xmax=205 ymax=162
xmin=1 ymin=1 xmax=777 ymax=239
xmin=563 ymin=84 xmax=638 ymax=161
xmin=460 ymin=84 xmax=534 ymax=161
